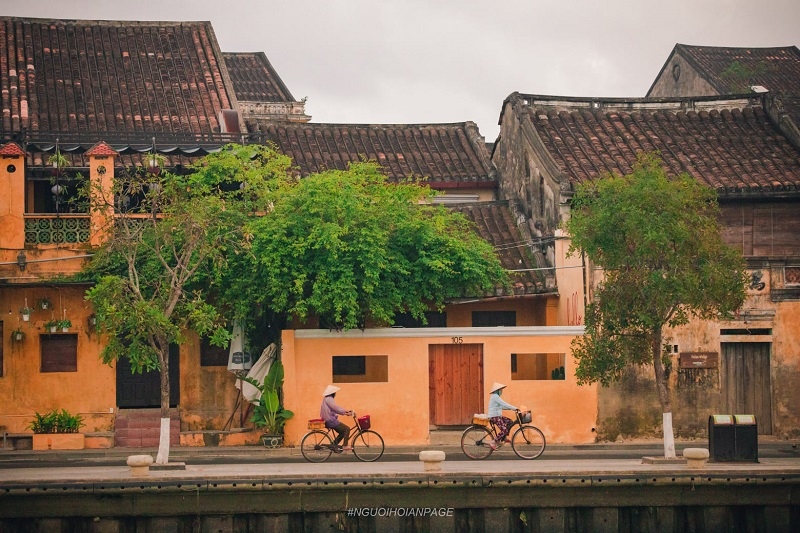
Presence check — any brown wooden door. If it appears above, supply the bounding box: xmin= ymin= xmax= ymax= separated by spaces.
xmin=429 ymin=344 xmax=483 ymax=426
xmin=722 ymin=342 xmax=772 ymax=435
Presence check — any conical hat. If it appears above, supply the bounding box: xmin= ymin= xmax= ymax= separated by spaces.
xmin=323 ymin=385 xmax=340 ymax=396
xmin=490 ymin=382 xmax=507 ymax=393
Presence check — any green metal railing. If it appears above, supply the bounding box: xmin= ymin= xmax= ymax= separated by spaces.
xmin=24 ymin=216 xmax=91 ymax=244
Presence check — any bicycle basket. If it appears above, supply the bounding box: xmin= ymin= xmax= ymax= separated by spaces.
xmin=308 ymin=418 xmax=325 ymax=430
xmin=472 ymin=414 xmax=490 ymax=427
xmin=357 ymin=415 xmax=371 ymax=431
xmin=519 ymin=411 xmax=532 ymax=424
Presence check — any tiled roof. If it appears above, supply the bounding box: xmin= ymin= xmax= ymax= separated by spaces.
xmin=506 ymin=93 xmax=800 ymax=195
xmin=223 ymin=52 xmax=295 ymax=103
xmin=450 ymin=201 xmax=550 ymax=296
xmin=85 ymin=141 xmax=118 ymax=157
xmin=671 ymin=44 xmax=800 ymax=95
xmin=0 ymin=142 xmax=26 ymax=156
xmin=0 ymin=17 xmax=235 ymax=134
xmin=252 ymin=121 xmax=496 ymax=185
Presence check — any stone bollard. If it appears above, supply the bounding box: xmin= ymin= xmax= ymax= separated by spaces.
xmin=682 ymin=448 xmax=710 ymax=469
xmin=419 ymin=450 xmax=446 ymax=472
xmin=127 ymin=454 xmax=154 ymax=476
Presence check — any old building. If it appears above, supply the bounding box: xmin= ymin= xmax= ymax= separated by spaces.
xmin=1 ymin=16 xmax=591 ymax=449
xmin=492 ymin=91 xmax=800 ymax=440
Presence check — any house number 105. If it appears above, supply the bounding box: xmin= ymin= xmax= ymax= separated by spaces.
xmin=451 ymin=337 xmax=463 ymax=344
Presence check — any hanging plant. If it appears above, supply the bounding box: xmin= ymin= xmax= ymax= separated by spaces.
xmin=57 ymin=319 xmax=72 ymax=332
xmin=47 ymin=151 xmax=69 ymax=177
xmin=38 ymin=297 xmax=51 ymax=310
xmin=20 ymin=299 xmax=32 ymax=321
xmin=11 ymin=328 xmax=25 ymax=342
xmin=44 ymin=320 xmax=60 ymax=333
xmin=145 ymin=152 xmax=167 ymax=176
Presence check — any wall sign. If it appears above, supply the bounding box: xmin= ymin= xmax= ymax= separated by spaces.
xmin=679 ymin=351 xmax=718 ymax=369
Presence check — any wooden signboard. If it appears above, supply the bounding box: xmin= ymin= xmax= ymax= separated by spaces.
xmin=679 ymin=351 xmax=719 ymax=369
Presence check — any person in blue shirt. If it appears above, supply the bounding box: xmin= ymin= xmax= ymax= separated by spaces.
xmin=320 ymin=385 xmax=353 ymax=452
xmin=487 ymin=382 xmax=517 ymax=449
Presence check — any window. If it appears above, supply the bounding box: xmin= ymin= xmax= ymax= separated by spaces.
xmin=200 ymin=335 xmax=229 ymax=367
xmin=511 ymin=353 xmax=565 ymax=380
xmin=392 ymin=311 xmax=447 ymax=328
xmin=332 ymin=355 xmax=388 ymax=383
xmin=472 ymin=311 xmax=516 ymax=327
xmin=41 ymin=334 xmax=78 ymax=372
xmin=785 ymin=267 xmax=800 ymax=285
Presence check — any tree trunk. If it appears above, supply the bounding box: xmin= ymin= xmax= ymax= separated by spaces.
xmin=155 ymin=341 xmax=171 ymax=465
xmin=651 ymin=327 xmax=676 ymax=458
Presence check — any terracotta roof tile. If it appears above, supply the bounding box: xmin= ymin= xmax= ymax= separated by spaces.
xmin=0 ymin=142 xmax=26 ymax=156
xmin=0 ymin=17 xmax=235 ymax=135
xmin=674 ymin=44 xmax=800 ymax=95
xmin=85 ymin=141 xmax=118 ymax=156
xmin=450 ymin=201 xmax=550 ymax=296
xmin=223 ymin=52 xmax=295 ymax=102
xmin=509 ymin=93 xmax=800 ymax=195
xmin=251 ymin=121 xmax=496 ymax=185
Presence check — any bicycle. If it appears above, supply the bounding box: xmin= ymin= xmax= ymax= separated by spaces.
xmin=460 ymin=409 xmax=546 ymax=460
xmin=301 ymin=411 xmax=385 ymax=462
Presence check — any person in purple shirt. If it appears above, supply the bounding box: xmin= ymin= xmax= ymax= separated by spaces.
xmin=320 ymin=385 xmax=353 ymax=452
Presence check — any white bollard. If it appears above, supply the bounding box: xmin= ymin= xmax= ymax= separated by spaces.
xmin=419 ymin=450 xmax=446 ymax=472
xmin=682 ymin=448 xmax=710 ymax=469
xmin=127 ymin=454 xmax=154 ymax=476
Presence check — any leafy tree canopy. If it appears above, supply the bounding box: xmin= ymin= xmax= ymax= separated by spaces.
xmin=222 ymin=162 xmax=509 ymax=330
xmin=82 ymin=143 xmax=293 ymax=372
xmin=566 ymin=154 xmax=747 ymax=387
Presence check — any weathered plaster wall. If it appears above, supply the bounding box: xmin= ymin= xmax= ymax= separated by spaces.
xmin=178 ymin=333 xmax=243 ymax=431
xmin=0 ymin=287 xmax=115 ymax=434
xmin=444 ymin=297 xmax=548 ymax=327
xmin=647 ymin=56 xmax=718 ymax=97
xmin=281 ymin=326 xmax=597 ymax=447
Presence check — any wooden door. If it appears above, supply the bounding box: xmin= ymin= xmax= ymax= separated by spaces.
xmin=721 ymin=342 xmax=772 ymax=435
xmin=429 ymin=344 xmax=483 ymax=426
xmin=117 ymin=344 xmax=180 ymax=408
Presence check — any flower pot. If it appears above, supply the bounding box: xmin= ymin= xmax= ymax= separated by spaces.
xmin=14 ymin=332 xmax=23 ymax=341
xmin=41 ymin=303 xmax=49 ymax=310
xmin=261 ymin=434 xmax=283 ymax=449
xmin=32 ymin=433 xmax=85 ymax=450
xmin=22 ymin=313 xmax=30 ymax=322
xmin=49 ymin=326 xmax=57 ymax=333
xmin=61 ymin=327 xmax=69 ymax=333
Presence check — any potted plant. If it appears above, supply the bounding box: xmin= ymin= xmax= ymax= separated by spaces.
xmin=20 ymin=305 xmax=32 ymax=322
xmin=47 ymin=151 xmax=69 ymax=176
xmin=28 ymin=408 xmax=85 ymax=450
xmin=10 ymin=328 xmax=25 ymax=342
xmin=43 ymin=320 xmax=60 ymax=333
xmin=37 ymin=297 xmax=51 ymax=310
xmin=244 ymin=360 xmax=294 ymax=448
xmin=57 ymin=319 xmax=72 ymax=332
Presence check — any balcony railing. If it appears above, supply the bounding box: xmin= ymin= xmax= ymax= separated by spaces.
xmin=24 ymin=215 xmax=91 ymax=245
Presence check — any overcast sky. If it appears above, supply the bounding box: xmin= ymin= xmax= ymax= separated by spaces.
xmin=4 ymin=0 xmax=800 ymax=141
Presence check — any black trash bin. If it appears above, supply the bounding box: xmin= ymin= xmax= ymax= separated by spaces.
xmin=733 ymin=414 xmax=758 ymax=462
xmin=708 ymin=414 xmax=736 ymax=462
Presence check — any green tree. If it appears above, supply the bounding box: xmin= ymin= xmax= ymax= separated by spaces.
xmin=82 ymin=144 xmax=292 ymax=464
xmin=223 ymin=162 xmax=509 ymax=330
xmin=565 ymin=154 xmax=747 ymax=458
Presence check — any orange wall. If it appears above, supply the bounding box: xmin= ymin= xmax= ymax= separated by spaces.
xmin=281 ymin=326 xmax=596 ymax=447
xmin=0 ymin=286 xmax=115 ymax=433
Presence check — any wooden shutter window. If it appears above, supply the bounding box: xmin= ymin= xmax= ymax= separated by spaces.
xmin=41 ymin=334 xmax=78 ymax=372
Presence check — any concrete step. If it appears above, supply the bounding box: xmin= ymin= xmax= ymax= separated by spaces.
xmin=429 ymin=430 xmax=466 ymax=446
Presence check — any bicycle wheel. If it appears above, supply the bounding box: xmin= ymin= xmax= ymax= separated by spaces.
xmin=352 ymin=430 xmax=385 ymax=462
xmin=461 ymin=425 xmax=494 ymax=459
xmin=301 ymin=430 xmax=333 ymax=462
xmin=511 ymin=425 xmax=546 ymax=459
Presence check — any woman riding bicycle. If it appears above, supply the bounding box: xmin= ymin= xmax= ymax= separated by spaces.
xmin=487 ymin=382 xmax=517 ymax=450
xmin=320 ymin=385 xmax=354 ymax=452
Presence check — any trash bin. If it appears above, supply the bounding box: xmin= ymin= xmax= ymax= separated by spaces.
xmin=708 ymin=414 xmax=736 ymax=462
xmin=733 ymin=414 xmax=758 ymax=462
